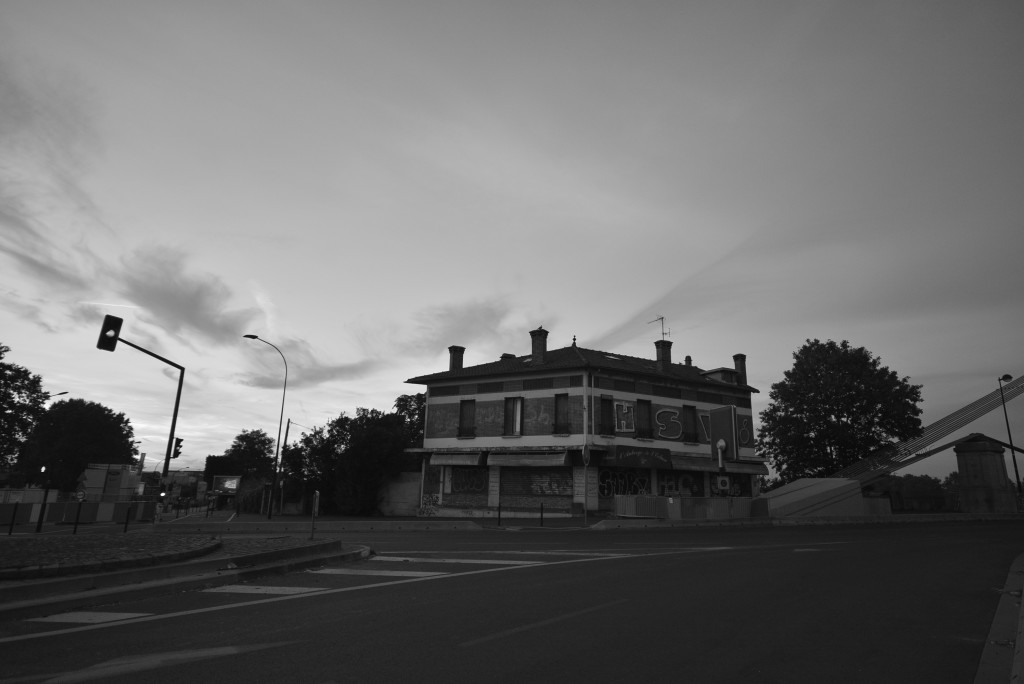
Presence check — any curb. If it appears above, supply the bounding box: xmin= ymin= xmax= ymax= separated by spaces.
xmin=0 ymin=538 xmax=224 ymax=581
xmin=975 ymin=553 xmax=1024 ymax=683
xmin=155 ymin=520 xmax=483 ymax=534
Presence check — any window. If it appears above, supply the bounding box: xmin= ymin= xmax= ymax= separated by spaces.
xmin=503 ymin=397 xmax=523 ymax=436
xmin=553 ymin=393 xmax=570 ymax=434
xmin=636 ymin=400 xmax=653 ymax=439
xmin=681 ymin=405 xmax=699 ymax=442
xmin=458 ymin=400 xmax=476 ymax=438
xmin=599 ymin=396 xmax=616 ymax=435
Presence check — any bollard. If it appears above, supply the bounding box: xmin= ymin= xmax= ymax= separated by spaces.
xmin=73 ymin=500 xmax=83 ymax=535
xmin=123 ymin=505 xmax=131 ymax=533
xmin=497 ymin=502 xmax=501 ymax=526
xmin=540 ymin=502 xmax=544 ymax=527
xmin=7 ymin=502 xmax=18 ymax=536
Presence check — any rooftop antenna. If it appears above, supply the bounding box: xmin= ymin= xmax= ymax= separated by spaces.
xmin=648 ymin=315 xmax=670 ymax=340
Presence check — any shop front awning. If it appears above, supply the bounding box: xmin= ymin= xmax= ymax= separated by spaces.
xmin=429 ymin=452 xmax=484 ymax=466
xmin=486 ymin=451 xmax=569 ymax=467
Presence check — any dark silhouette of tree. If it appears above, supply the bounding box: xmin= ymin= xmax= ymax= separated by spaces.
xmin=334 ymin=408 xmax=407 ymax=515
xmin=217 ymin=429 xmax=275 ymax=481
xmin=281 ymin=417 xmax=349 ymax=512
xmin=18 ymin=398 xmax=138 ymax=492
xmin=0 ymin=343 xmax=47 ymax=470
xmin=281 ymin=398 xmax=418 ymax=515
xmin=393 ymin=393 xmax=425 ymax=447
xmin=756 ymin=339 xmax=922 ymax=484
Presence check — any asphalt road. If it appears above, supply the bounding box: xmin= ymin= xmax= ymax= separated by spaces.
xmin=0 ymin=521 xmax=1021 ymax=683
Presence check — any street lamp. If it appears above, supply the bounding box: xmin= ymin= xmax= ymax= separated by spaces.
xmin=243 ymin=335 xmax=287 ymax=520
xmin=997 ymin=374 xmax=1021 ymax=495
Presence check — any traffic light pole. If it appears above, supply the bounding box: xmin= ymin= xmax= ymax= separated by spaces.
xmin=114 ymin=338 xmax=185 ymax=478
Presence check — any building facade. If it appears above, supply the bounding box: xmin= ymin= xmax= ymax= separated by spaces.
xmin=406 ymin=327 xmax=767 ymax=516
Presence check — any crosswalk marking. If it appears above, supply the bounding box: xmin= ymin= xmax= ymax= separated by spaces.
xmin=311 ymin=568 xmax=446 ymax=578
xmin=370 ymin=556 xmax=540 ymax=566
xmin=203 ymin=585 xmax=326 ymax=595
xmin=29 ymin=611 xmax=152 ymax=624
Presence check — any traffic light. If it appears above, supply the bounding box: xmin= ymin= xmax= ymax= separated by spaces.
xmin=96 ymin=315 xmax=123 ymax=352
xmin=172 ymin=438 xmax=183 ymax=459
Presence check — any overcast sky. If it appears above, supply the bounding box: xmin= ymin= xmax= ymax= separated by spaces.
xmin=2 ymin=0 xmax=1022 ymax=482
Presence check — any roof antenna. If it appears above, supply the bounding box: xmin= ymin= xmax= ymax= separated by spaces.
xmin=648 ymin=315 xmax=670 ymax=340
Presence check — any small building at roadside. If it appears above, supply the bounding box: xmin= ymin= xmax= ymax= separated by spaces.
xmin=406 ymin=326 xmax=767 ymax=517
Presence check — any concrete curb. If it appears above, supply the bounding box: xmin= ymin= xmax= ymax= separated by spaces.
xmin=156 ymin=520 xmax=483 ymax=534
xmin=0 ymin=538 xmax=224 ymax=581
xmin=0 ymin=542 xmax=369 ymax=621
xmin=975 ymin=553 xmax=1024 ymax=683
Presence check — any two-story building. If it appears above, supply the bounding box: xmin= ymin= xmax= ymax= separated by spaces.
xmin=406 ymin=326 xmax=766 ymax=517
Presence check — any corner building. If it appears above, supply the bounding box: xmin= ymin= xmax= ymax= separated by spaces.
xmin=406 ymin=327 xmax=767 ymax=517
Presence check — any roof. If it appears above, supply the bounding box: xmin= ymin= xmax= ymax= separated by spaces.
xmin=406 ymin=344 xmax=757 ymax=393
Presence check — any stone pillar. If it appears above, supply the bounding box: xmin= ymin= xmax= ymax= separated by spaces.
xmin=954 ymin=439 xmax=1017 ymax=514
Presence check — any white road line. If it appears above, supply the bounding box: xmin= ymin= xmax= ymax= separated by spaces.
xmin=29 ymin=611 xmax=152 ymax=624
xmin=0 ymin=550 xmax=673 ymax=644
xmin=460 ymin=599 xmax=629 ymax=647
xmin=312 ymin=568 xmax=446 ymax=577
xmin=203 ymin=585 xmax=326 ymax=595
xmin=370 ymin=556 xmax=540 ymax=565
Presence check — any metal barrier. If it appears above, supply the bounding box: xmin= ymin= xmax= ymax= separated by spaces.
xmin=613 ymin=495 xmax=668 ymax=519
xmin=614 ymin=495 xmax=753 ymax=520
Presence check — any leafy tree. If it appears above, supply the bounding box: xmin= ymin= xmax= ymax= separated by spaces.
xmin=393 ymin=393 xmax=425 ymax=447
xmin=18 ymin=398 xmax=138 ymax=491
xmin=218 ymin=429 xmax=275 ymax=481
xmin=756 ymin=339 xmax=923 ymax=484
xmin=0 ymin=343 xmax=47 ymax=470
xmin=333 ymin=408 xmax=408 ymax=515
xmin=281 ymin=416 xmax=350 ymax=512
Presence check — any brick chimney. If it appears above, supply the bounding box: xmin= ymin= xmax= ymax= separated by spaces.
xmin=448 ymin=345 xmax=465 ymax=371
xmin=530 ymin=326 xmax=548 ymax=364
xmin=655 ymin=339 xmax=673 ymax=373
xmin=733 ymin=353 xmax=747 ymax=385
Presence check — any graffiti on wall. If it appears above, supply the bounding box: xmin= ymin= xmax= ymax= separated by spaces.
xmin=654 ymin=409 xmax=682 ymax=440
xmin=451 ymin=467 xmax=488 ymax=494
xmin=615 ymin=401 xmax=635 ymax=433
xmin=598 ymin=468 xmax=651 ymax=497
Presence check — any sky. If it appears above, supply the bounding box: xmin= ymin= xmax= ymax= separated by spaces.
xmin=1 ymin=0 xmax=1022 ymax=483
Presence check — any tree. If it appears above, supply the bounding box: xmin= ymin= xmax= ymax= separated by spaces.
xmin=219 ymin=429 xmax=275 ymax=481
xmin=0 ymin=343 xmax=47 ymax=470
xmin=756 ymin=339 xmax=923 ymax=484
xmin=333 ymin=408 xmax=408 ymax=515
xmin=282 ymin=416 xmax=350 ymax=513
xmin=393 ymin=393 xmax=425 ymax=447
xmin=18 ymin=398 xmax=138 ymax=492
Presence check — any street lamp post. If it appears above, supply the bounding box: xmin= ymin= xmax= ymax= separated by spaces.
xmin=997 ymin=374 xmax=1021 ymax=495
xmin=244 ymin=335 xmax=287 ymax=520
xmin=34 ymin=467 xmax=49 ymax=534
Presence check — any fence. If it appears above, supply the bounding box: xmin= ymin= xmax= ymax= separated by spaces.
xmin=613 ymin=495 xmax=753 ymax=521
xmin=0 ymin=500 xmax=157 ymax=526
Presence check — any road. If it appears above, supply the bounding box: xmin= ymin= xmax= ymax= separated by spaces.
xmin=0 ymin=521 xmax=1021 ymax=683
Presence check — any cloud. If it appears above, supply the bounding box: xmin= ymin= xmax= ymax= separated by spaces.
xmin=239 ymin=335 xmax=381 ymax=390
xmin=118 ymin=246 xmax=262 ymax=346
xmin=395 ymin=297 xmax=534 ymax=358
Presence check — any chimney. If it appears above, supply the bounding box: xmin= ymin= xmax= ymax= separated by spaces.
xmin=655 ymin=339 xmax=673 ymax=373
xmin=733 ymin=353 xmax=747 ymax=385
xmin=448 ymin=345 xmax=465 ymax=371
xmin=685 ymin=355 xmax=692 ymax=367
xmin=530 ymin=326 xmax=548 ymax=364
